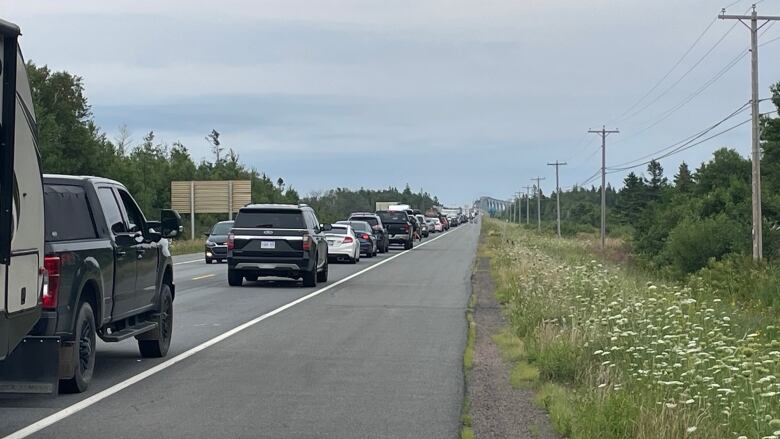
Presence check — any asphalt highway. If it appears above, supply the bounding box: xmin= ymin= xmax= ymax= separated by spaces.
xmin=0 ymin=222 xmax=478 ymax=438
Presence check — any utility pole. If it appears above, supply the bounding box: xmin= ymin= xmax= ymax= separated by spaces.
xmin=588 ymin=126 xmax=619 ymax=250
xmin=522 ymin=185 xmax=532 ymax=225
xmin=531 ymin=177 xmax=545 ymax=231
xmin=547 ymin=161 xmax=567 ymax=238
xmin=719 ymin=6 xmax=780 ymax=262
xmin=515 ymin=192 xmax=522 ymax=224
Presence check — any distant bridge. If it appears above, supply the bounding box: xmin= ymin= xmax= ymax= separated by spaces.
xmin=476 ymin=196 xmax=511 ymax=215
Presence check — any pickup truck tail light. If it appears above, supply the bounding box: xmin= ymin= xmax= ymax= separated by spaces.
xmin=302 ymin=233 xmax=311 ymax=251
xmin=343 ymin=236 xmax=354 ymax=244
xmin=42 ymin=256 xmax=61 ymax=309
xmin=227 ymin=233 xmax=235 ymax=251
xmin=402 ymin=224 xmax=409 ymax=232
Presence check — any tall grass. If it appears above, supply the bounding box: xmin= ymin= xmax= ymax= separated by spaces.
xmin=482 ymin=218 xmax=780 ymax=439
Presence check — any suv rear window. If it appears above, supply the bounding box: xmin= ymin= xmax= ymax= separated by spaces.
xmin=234 ymin=209 xmax=305 ymax=229
xmin=350 ymin=216 xmax=378 ymax=227
xmin=44 ymin=184 xmax=98 ymax=242
xmin=377 ymin=211 xmax=407 ymax=222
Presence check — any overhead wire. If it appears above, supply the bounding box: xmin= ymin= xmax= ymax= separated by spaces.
xmin=611 ymin=18 xmax=717 ymax=122
xmin=613 ymin=49 xmax=749 ymax=146
xmin=607 ymin=108 xmax=777 ymax=173
xmin=620 ymin=17 xmax=743 ymax=123
xmin=608 ymin=101 xmax=751 ymax=169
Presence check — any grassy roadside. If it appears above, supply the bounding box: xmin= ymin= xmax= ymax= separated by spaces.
xmin=169 ymin=239 xmax=204 ymax=256
xmin=481 ymin=218 xmax=780 ymax=439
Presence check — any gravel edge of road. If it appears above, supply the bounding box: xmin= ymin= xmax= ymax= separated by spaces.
xmin=466 ymin=252 xmax=560 ymax=439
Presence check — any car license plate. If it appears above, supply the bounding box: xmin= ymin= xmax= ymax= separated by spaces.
xmin=261 ymin=241 xmax=276 ymax=249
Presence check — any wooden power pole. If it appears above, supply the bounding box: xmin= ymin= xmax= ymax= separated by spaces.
xmin=547 ymin=161 xmax=567 ymax=238
xmin=719 ymin=5 xmax=780 ymax=261
xmin=588 ymin=126 xmax=619 ymax=249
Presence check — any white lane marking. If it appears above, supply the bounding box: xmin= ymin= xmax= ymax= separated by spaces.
xmin=192 ymin=274 xmax=216 ymax=281
xmin=173 ymin=258 xmax=204 ymax=266
xmin=4 ymin=226 xmax=467 ymax=439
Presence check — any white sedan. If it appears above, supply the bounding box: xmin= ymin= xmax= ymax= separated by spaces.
xmin=428 ymin=217 xmax=443 ymax=232
xmin=325 ymin=224 xmax=360 ymax=264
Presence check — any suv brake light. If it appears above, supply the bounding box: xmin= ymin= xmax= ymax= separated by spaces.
xmin=303 ymin=233 xmax=311 ymax=251
xmin=43 ymin=256 xmax=61 ymax=309
xmin=360 ymin=233 xmax=370 ymax=240
xmin=227 ymin=233 xmax=235 ymax=251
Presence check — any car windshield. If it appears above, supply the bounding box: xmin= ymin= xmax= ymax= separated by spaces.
xmin=210 ymin=222 xmax=234 ymax=235
xmin=234 ymin=210 xmax=304 ymax=229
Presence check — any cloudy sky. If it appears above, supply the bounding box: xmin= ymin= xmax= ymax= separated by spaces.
xmin=4 ymin=0 xmax=780 ymax=206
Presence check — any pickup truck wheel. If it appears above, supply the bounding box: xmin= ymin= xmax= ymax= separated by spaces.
xmin=228 ymin=269 xmax=243 ymax=287
xmin=205 ymin=258 xmax=213 ymax=264
xmin=316 ymin=259 xmax=328 ymax=282
xmin=60 ymin=302 xmax=96 ymax=394
xmin=404 ymin=239 xmax=413 ymax=250
xmin=138 ymin=285 xmax=173 ymax=358
xmin=302 ymin=269 xmax=317 ymax=287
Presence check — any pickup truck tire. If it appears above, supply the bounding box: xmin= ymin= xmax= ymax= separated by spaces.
xmin=138 ymin=285 xmax=173 ymax=358
xmin=404 ymin=239 xmax=413 ymax=250
xmin=228 ymin=269 xmax=243 ymax=287
xmin=302 ymin=268 xmax=317 ymax=287
xmin=60 ymin=302 xmax=97 ymax=394
xmin=316 ymin=259 xmax=328 ymax=283
xmin=206 ymin=258 xmax=214 ymax=264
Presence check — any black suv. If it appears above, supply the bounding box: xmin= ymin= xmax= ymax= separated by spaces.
xmin=347 ymin=212 xmax=389 ymax=253
xmin=227 ymin=204 xmax=331 ymax=287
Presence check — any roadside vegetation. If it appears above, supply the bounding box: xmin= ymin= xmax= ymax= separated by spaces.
xmin=482 ymin=218 xmax=780 ymax=439
xmin=496 ymin=82 xmax=780 ymax=287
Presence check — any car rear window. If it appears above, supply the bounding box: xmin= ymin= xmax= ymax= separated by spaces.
xmin=343 ymin=221 xmax=370 ymax=232
xmin=234 ymin=210 xmax=305 ymax=229
xmin=327 ymin=226 xmax=348 ymax=235
xmin=350 ymin=216 xmax=378 ymax=227
xmin=377 ymin=211 xmax=407 ymax=222
xmin=44 ymin=184 xmax=98 ymax=242
xmin=210 ymin=222 xmax=234 ymax=235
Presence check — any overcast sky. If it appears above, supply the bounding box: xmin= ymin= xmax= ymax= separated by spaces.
xmin=4 ymin=0 xmax=780 ymax=206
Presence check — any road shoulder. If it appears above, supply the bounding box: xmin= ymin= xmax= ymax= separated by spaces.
xmin=466 ymin=254 xmax=558 ymax=439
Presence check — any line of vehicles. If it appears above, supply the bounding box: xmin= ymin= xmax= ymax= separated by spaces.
xmin=0 ymin=18 xmax=478 ymax=397
xmin=202 ymin=203 xmax=476 ymax=287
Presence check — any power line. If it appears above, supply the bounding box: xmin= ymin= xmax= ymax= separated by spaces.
xmin=610 ymin=101 xmax=751 ymax=169
xmin=606 ymin=109 xmax=777 ymax=173
xmin=615 ymin=50 xmax=748 ymax=146
xmin=613 ymin=18 xmax=717 ymax=121
xmin=620 ymin=12 xmax=745 ymax=123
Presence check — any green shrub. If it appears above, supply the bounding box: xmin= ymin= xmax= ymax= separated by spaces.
xmin=662 ymin=214 xmax=747 ymax=275
xmin=691 ymin=254 xmax=780 ymax=307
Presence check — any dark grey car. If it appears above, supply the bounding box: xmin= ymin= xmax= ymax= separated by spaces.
xmin=204 ymin=220 xmax=234 ymax=263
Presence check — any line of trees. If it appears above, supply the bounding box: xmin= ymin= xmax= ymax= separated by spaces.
xmin=499 ymin=82 xmax=780 ymax=277
xmin=28 ymin=62 xmax=439 ymax=238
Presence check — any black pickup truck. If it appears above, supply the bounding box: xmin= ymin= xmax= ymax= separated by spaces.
xmin=376 ymin=210 xmax=414 ymax=249
xmin=34 ymin=175 xmax=181 ymax=392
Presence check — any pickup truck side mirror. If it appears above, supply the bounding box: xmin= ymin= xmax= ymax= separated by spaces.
xmin=160 ymin=209 xmax=182 ymax=238
xmin=115 ymin=233 xmax=138 ymax=247
xmin=320 ymin=223 xmax=332 ymax=231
